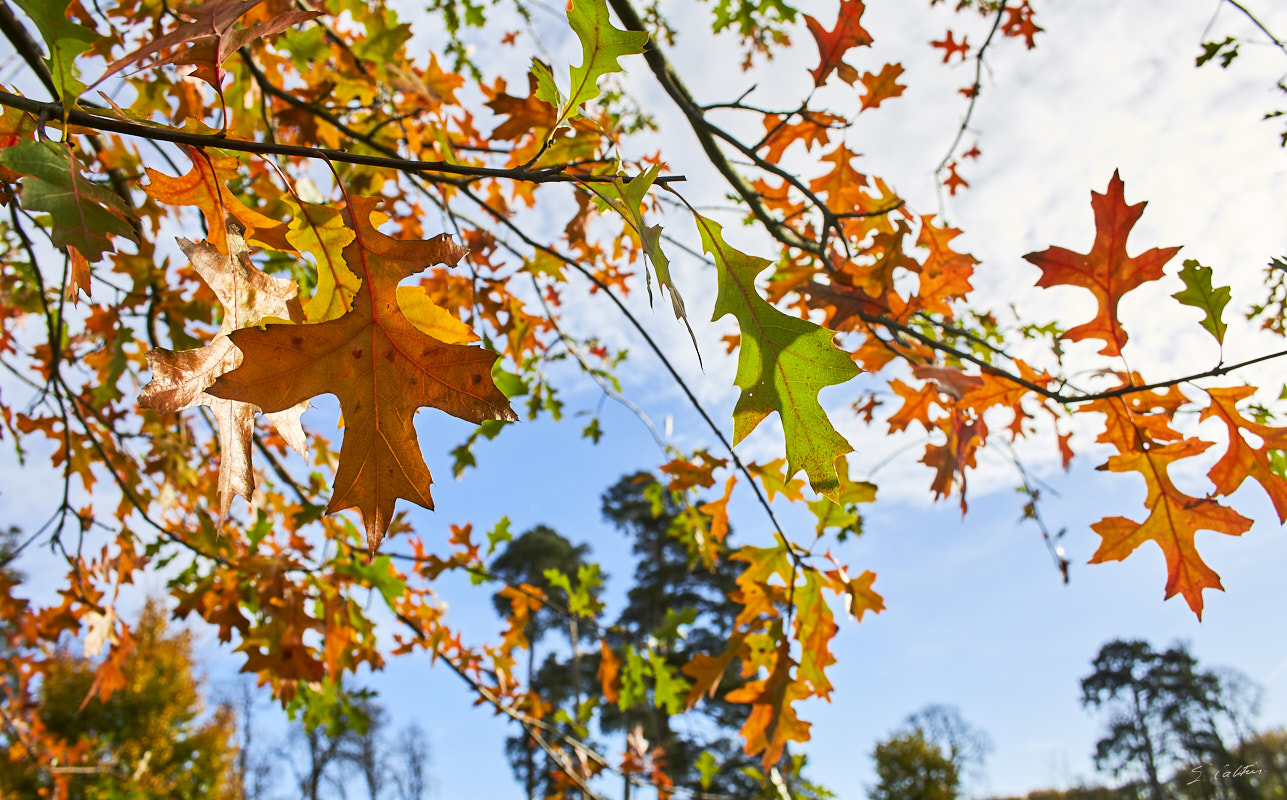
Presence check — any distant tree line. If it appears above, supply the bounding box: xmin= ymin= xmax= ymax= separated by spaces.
xmin=865 ymin=638 xmax=1286 ymax=800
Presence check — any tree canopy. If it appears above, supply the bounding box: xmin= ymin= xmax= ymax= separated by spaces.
xmin=0 ymin=0 xmax=1284 ymax=796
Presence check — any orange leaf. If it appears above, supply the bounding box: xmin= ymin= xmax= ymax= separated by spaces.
xmin=858 ymin=63 xmax=906 ymax=110
xmin=1090 ymin=438 xmax=1251 ymax=618
xmin=144 ymin=147 xmax=291 ymax=254
xmin=1199 ymin=385 xmax=1287 ymax=522
xmin=1024 ymin=171 xmax=1181 ymax=356
xmin=681 ymin=631 xmax=745 ymax=708
xmin=698 ymin=475 xmax=736 ymax=543
xmin=725 ymin=640 xmax=811 ymax=767
xmin=942 ymin=161 xmax=969 ymax=196
xmin=598 ymin=639 xmax=621 ymax=704
xmin=208 ymin=195 xmax=517 ymax=551
xmin=804 ymin=0 xmax=872 ymax=86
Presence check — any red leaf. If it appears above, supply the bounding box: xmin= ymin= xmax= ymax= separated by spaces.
xmin=804 ymin=0 xmax=873 ymax=86
xmin=1024 ymin=171 xmax=1181 ymax=357
xmin=931 ymin=30 xmax=970 ymax=63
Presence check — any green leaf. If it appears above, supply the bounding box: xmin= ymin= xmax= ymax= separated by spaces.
xmin=696 ymin=750 xmax=719 ymax=791
xmin=1172 ymin=259 xmax=1230 ymax=346
xmin=698 ymin=214 xmax=860 ymax=500
xmin=585 ymin=166 xmax=697 ymax=356
xmin=12 ymin=0 xmax=98 ymax=105
xmin=485 ymin=516 xmax=512 ymax=556
xmin=531 ymin=58 xmax=564 ymax=111
xmin=646 ymin=649 xmax=690 ymax=715
xmin=556 ymin=0 xmax=648 ymax=122
xmin=619 ymin=645 xmax=648 ymax=710
xmin=0 ymin=140 xmax=137 ymax=261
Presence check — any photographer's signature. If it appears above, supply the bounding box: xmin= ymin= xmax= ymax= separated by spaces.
xmin=1188 ymin=763 xmax=1264 ymax=785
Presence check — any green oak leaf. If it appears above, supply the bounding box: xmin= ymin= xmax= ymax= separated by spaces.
xmin=1172 ymin=258 xmax=1230 ymax=346
xmin=12 ymin=0 xmax=98 ymax=105
xmin=0 ymin=140 xmax=137 ymax=261
xmin=697 ymin=214 xmax=860 ymax=500
xmin=585 ymin=165 xmax=697 ymax=355
xmin=542 ymin=0 xmax=647 ymax=125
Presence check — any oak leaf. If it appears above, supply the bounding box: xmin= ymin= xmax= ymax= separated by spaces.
xmin=725 ymin=640 xmax=811 ymax=768
xmin=1199 ymin=386 xmax=1287 ymax=522
xmin=1171 ymin=259 xmax=1230 ymax=346
xmin=94 ymin=0 xmax=320 ymax=91
xmin=804 ymin=0 xmax=873 ymax=86
xmin=11 ymin=0 xmax=98 ymax=104
xmin=144 ymin=148 xmax=291 ymax=254
xmin=139 ymin=226 xmax=310 ymax=524
xmin=0 ymin=140 xmax=137 ymax=263
xmin=1024 ymin=171 xmax=1180 ymax=356
xmin=858 ymin=63 xmax=907 ymax=110
xmin=208 ymin=196 xmax=517 ymax=552
xmin=1090 ymin=437 xmax=1251 ymax=618
xmin=699 ymin=215 xmax=861 ymax=500
xmin=537 ymin=0 xmax=647 ymax=125
xmin=931 ymin=30 xmax=970 ymax=63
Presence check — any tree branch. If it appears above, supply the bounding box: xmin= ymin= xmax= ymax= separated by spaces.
xmin=0 ymin=91 xmax=685 ymax=187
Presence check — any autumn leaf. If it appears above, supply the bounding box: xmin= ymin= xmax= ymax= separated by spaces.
xmin=725 ymin=640 xmax=811 ymax=767
xmin=93 ymin=0 xmax=320 ymax=92
xmin=139 ymin=226 xmax=310 ymax=524
xmin=538 ymin=0 xmax=648 ymax=126
xmin=0 ymin=140 xmax=137 ymax=262
xmin=698 ymin=475 xmax=736 ymax=543
xmin=584 ymin=165 xmax=695 ymax=352
xmin=1171 ymin=259 xmax=1230 ymax=346
xmin=793 ymin=572 xmax=837 ymax=700
xmin=1024 ymin=170 xmax=1181 ymax=357
xmin=859 ymin=63 xmax=906 ymax=110
xmin=1001 ymin=1 xmax=1043 ymax=49
xmin=931 ymin=30 xmax=970 ymax=63
xmin=208 ymin=195 xmax=517 ymax=552
xmin=283 ymin=196 xmax=359 ymax=323
xmin=11 ymin=0 xmax=98 ymax=104
xmin=698 ymin=214 xmax=860 ymax=500
xmin=1199 ymin=385 xmax=1287 ymax=522
xmin=804 ymin=0 xmax=873 ymax=86
xmin=746 ymin=459 xmax=806 ymax=503
xmin=1090 ymin=437 xmax=1251 ymax=618
xmin=144 ymin=148 xmax=290 ymax=254
xmin=942 ymin=161 xmax=968 ymax=196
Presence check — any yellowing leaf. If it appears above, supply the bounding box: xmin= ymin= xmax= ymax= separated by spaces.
xmin=699 ymin=215 xmax=859 ymax=500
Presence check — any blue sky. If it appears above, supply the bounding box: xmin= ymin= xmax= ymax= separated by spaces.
xmin=3 ymin=0 xmax=1287 ymax=798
